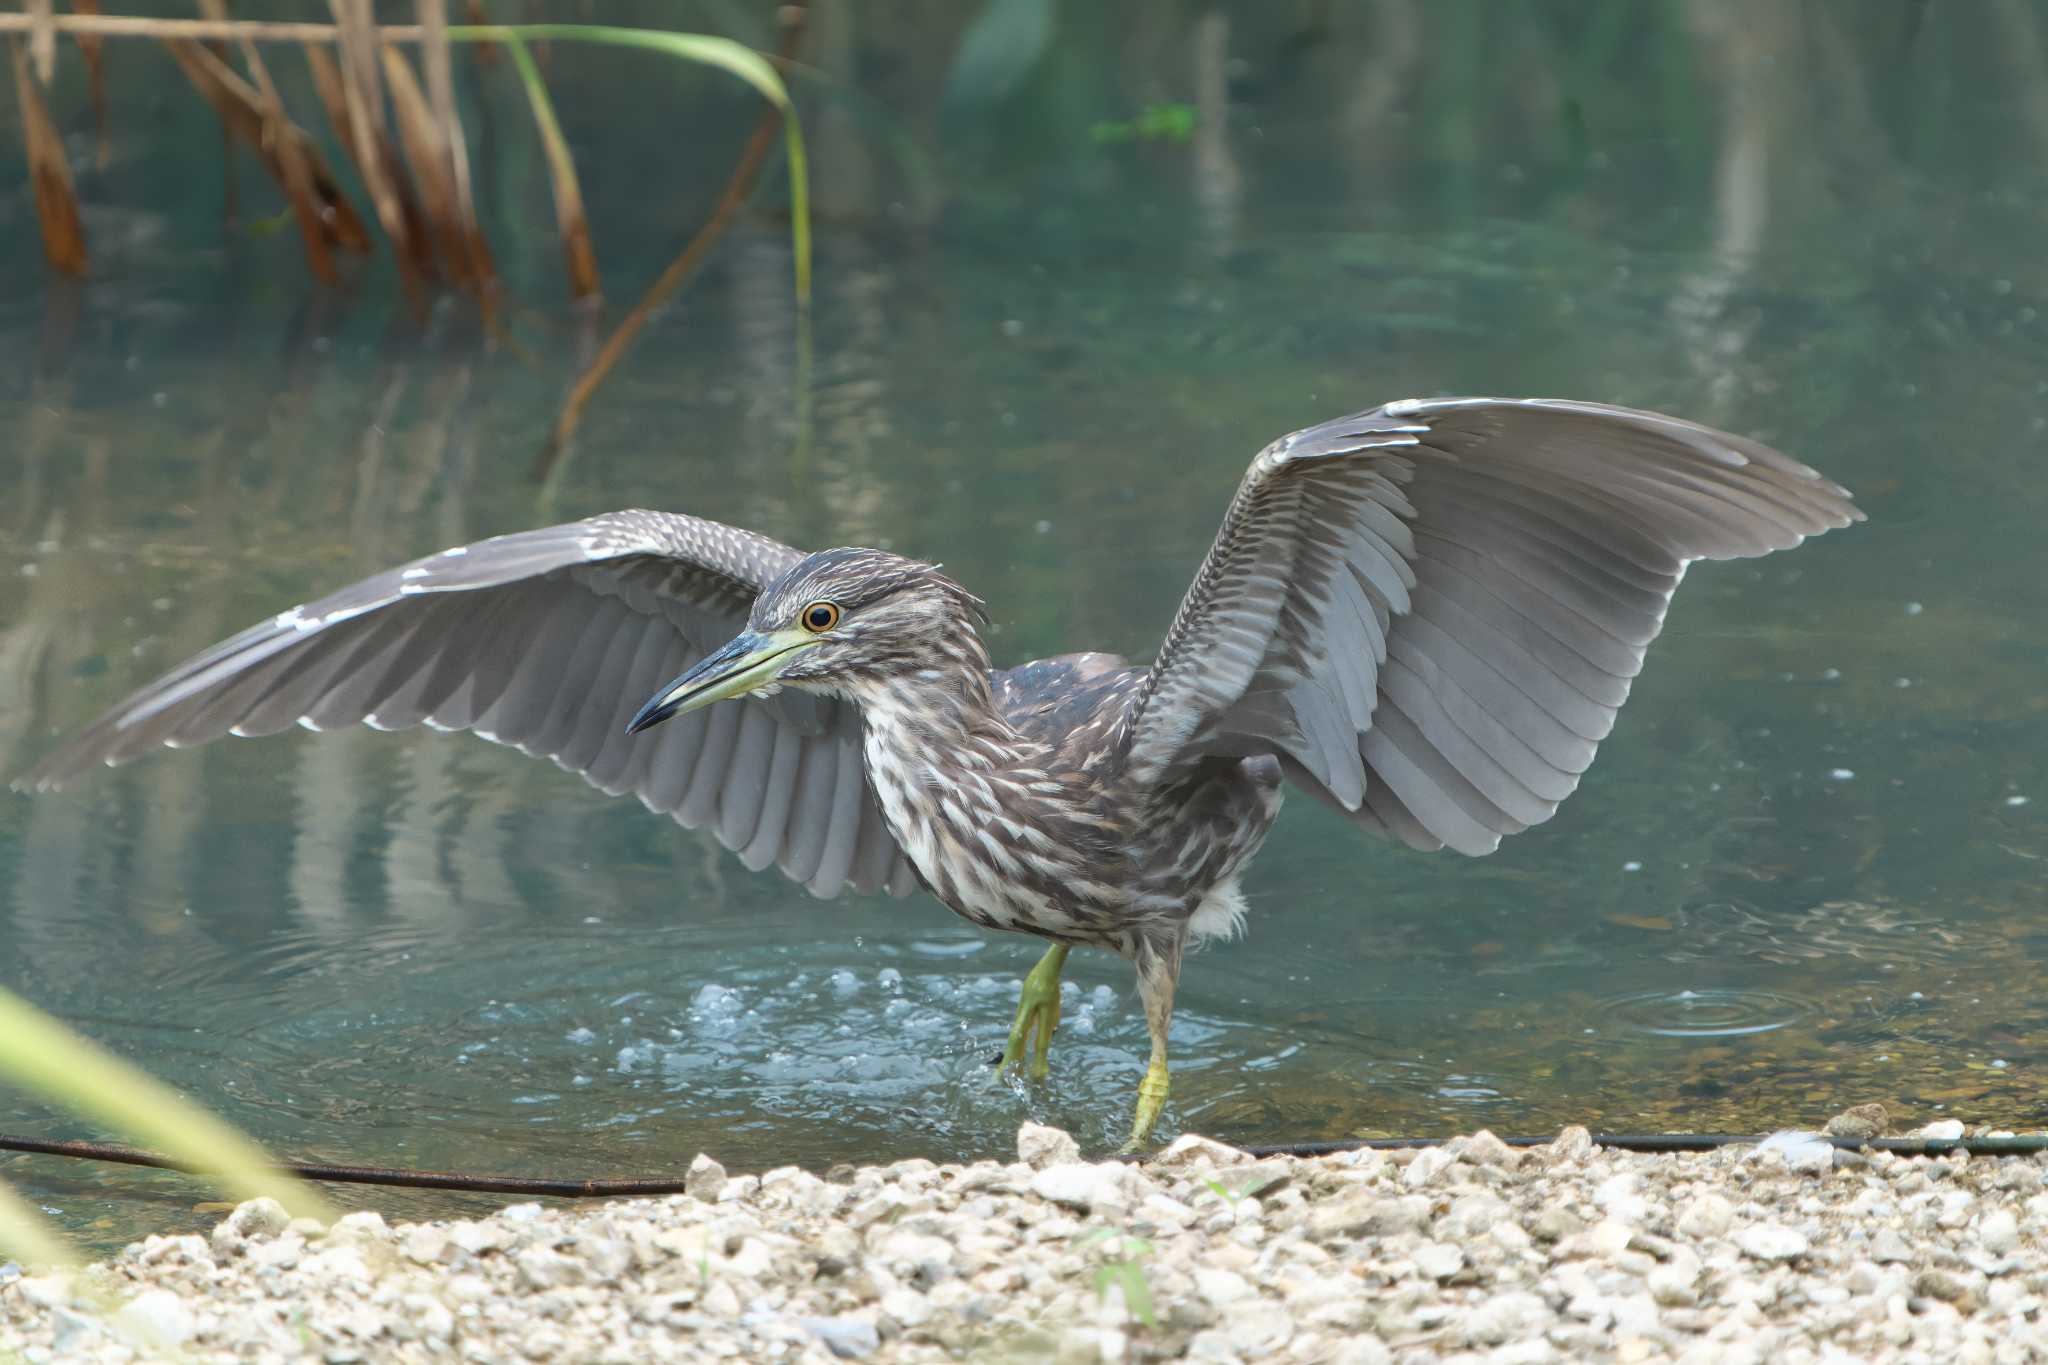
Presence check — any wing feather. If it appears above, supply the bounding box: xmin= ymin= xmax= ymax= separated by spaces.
xmin=1124 ymin=397 xmax=1861 ymax=855
xmin=18 ymin=510 xmax=914 ymax=901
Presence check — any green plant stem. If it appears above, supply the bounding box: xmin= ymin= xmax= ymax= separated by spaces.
xmin=499 ymin=34 xmax=598 ymax=300
xmin=0 ymin=987 xmax=335 ymax=1222
xmin=445 ymin=23 xmax=810 ymax=308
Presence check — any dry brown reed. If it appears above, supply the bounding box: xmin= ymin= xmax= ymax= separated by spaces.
xmin=5 ymin=4 xmax=813 ymax=472
xmin=69 ymin=0 xmax=108 ymax=167
xmin=9 ymin=35 xmax=86 ymax=276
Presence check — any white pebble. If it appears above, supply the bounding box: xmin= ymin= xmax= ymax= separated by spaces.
xmin=1737 ymin=1224 xmax=1810 ymax=1261
xmin=114 ymin=1290 xmax=193 ymax=1347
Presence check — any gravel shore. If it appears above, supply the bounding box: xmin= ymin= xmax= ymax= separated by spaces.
xmin=4 ymin=1122 xmax=2047 ymax=1363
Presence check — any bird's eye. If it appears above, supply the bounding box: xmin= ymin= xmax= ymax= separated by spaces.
xmin=800 ymin=601 xmax=841 ymax=633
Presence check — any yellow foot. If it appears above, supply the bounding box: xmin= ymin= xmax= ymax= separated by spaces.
xmin=1119 ymin=1055 xmax=1170 ymax=1154
xmin=996 ymin=944 xmax=1069 ymax=1081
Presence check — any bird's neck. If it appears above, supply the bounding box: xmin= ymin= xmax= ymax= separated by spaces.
xmin=843 ymin=646 xmax=1021 ymax=759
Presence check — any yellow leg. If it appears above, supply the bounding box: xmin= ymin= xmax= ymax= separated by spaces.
xmin=1121 ymin=935 xmax=1181 ymax=1153
xmin=1124 ymin=1043 xmax=1170 ymax=1152
xmin=997 ymin=943 xmax=1069 ymax=1081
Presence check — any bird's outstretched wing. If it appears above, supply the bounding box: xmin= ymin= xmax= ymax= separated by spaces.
xmin=17 ymin=509 xmax=917 ymax=899
xmin=1121 ymin=397 xmax=1863 ymax=855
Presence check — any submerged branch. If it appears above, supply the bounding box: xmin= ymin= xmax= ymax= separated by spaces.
xmin=531 ymin=6 xmax=808 ymax=483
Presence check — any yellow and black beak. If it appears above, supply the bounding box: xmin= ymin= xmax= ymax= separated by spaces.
xmin=626 ymin=629 xmax=815 ymax=734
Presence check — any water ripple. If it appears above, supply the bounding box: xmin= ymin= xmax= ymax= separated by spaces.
xmin=1592 ymin=988 xmax=1818 ymax=1039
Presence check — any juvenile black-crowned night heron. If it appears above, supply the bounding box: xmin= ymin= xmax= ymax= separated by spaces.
xmin=20 ymin=398 xmax=1861 ymax=1148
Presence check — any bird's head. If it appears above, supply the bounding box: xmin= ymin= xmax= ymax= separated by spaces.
xmin=627 ymin=547 xmax=989 ymax=733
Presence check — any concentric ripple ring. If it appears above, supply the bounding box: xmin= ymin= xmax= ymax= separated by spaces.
xmin=1593 ymin=988 xmax=1818 ymax=1038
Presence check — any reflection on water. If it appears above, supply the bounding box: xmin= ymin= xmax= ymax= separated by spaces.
xmin=3 ymin=3 xmax=2047 ymax=1253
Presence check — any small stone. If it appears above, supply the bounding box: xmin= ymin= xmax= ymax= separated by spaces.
xmin=444 ymin=1273 xmax=492 ymax=1303
xmin=114 ymin=1289 xmax=194 ymax=1347
xmin=1913 ymin=1119 xmax=1966 ymax=1141
xmin=1401 ymin=1146 xmax=1457 ymax=1188
xmin=1058 ymin=1326 xmax=1125 ymax=1363
xmin=1871 ymin=1228 xmax=1914 ymax=1263
xmin=701 ymin=1278 xmax=742 ymax=1317
xmin=16 ymin=1273 xmax=73 ymax=1309
xmin=1531 ymin=1207 xmax=1585 ymax=1243
xmin=1676 ymin=1194 xmax=1734 ymax=1240
xmin=246 ymin=1235 xmax=302 ymax=1270
xmin=1979 ymin=1208 xmax=2019 ymax=1254
xmin=798 ymin=1316 xmax=880 ymax=1360
xmin=1440 ymin=1191 xmax=1510 ymax=1239
xmin=211 ymin=1196 xmax=292 ymax=1256
xmin=1823 ymin=1103 xmax=1889 ymax=1140
xmin=1152 ymin=1133 xmax=1252 ymax=1168
xmin=1752 ymin=1130 xmax=1834 ymax=1174
xmin=583 ymin=1236 xmax=634 ymax=1284
xmin=1587 ymin=1220 xmax=1635 ymax=1260
xmin=1463 ymin=1290 xmax=1550 ymax=1345
xmin=1308 ymin=1190 xmax=1429 ymax=1240
xmin=1914 ymin=1266 xmax=1982 ymax=1308
xmin=301 ymin=1245 xmax=370 ymax=1283
xmin=1194 ymin=1266 xmax=1252 ymax=1307
xmin=686 ymin=1153 xmax=728 ymax=1201
xmin=1736 ymin=1224 xmax=1808 ymax=1262
xmin=879 ymin=1286 xmax=931 ymax=1329
xmin=1328 ymin=1338 xmax=1394 ymax=1365
xmin=1029 ymin=1162 xmax=1128 ymax=1212
xmin=516 ymin=1247 xmax=585 ymax=1290
xmin=1136 ymin=1193 xmax=1196 ymax=1229
xmin=447 ymin=1222 xmax=503 ymax=1256
xmin=402 ymin=1225 xmax=449 ymax=1265
xmin=1446 ymin=1129 xmax=1524 ymax=1170
xmin=1223 ymin=1301 xmax=1293 ymax=1356
xmin=1547 ymin=1125 xmax=1595 ymax=1163
xmin=1413 ymin=1241 xmax=1464 ymax=1280
xmin=1017 ymin=1122 xmax=1082 ymax=1170
xmin=328 ymin=1210 xmax=389 ymax=1242
xmin=1647 ymin=1263 xmax=1699 ymax=1307
xmin=50 ymin=1307 xmax=98 ymax=1353
xmin=401 ymin=1294 xmax=453 ymax=1342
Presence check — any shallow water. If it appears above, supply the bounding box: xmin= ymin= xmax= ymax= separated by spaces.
xmin=2 ymin=3 xmax=2045 ymax=1253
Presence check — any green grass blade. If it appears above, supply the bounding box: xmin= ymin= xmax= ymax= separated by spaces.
xmin=499 ymin=34 xmax=599 ymax=300
xmin=0 ymin=1176 xmax=79 ymax=1271
xmin=0 ymin=987 xmax=334 ymax=1222
xmin=447 ymin=24 xmax=810 ymax=306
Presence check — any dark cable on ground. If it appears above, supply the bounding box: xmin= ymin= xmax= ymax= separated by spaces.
xmin=5 ymin=1130 xmax=2048 ymax=1200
